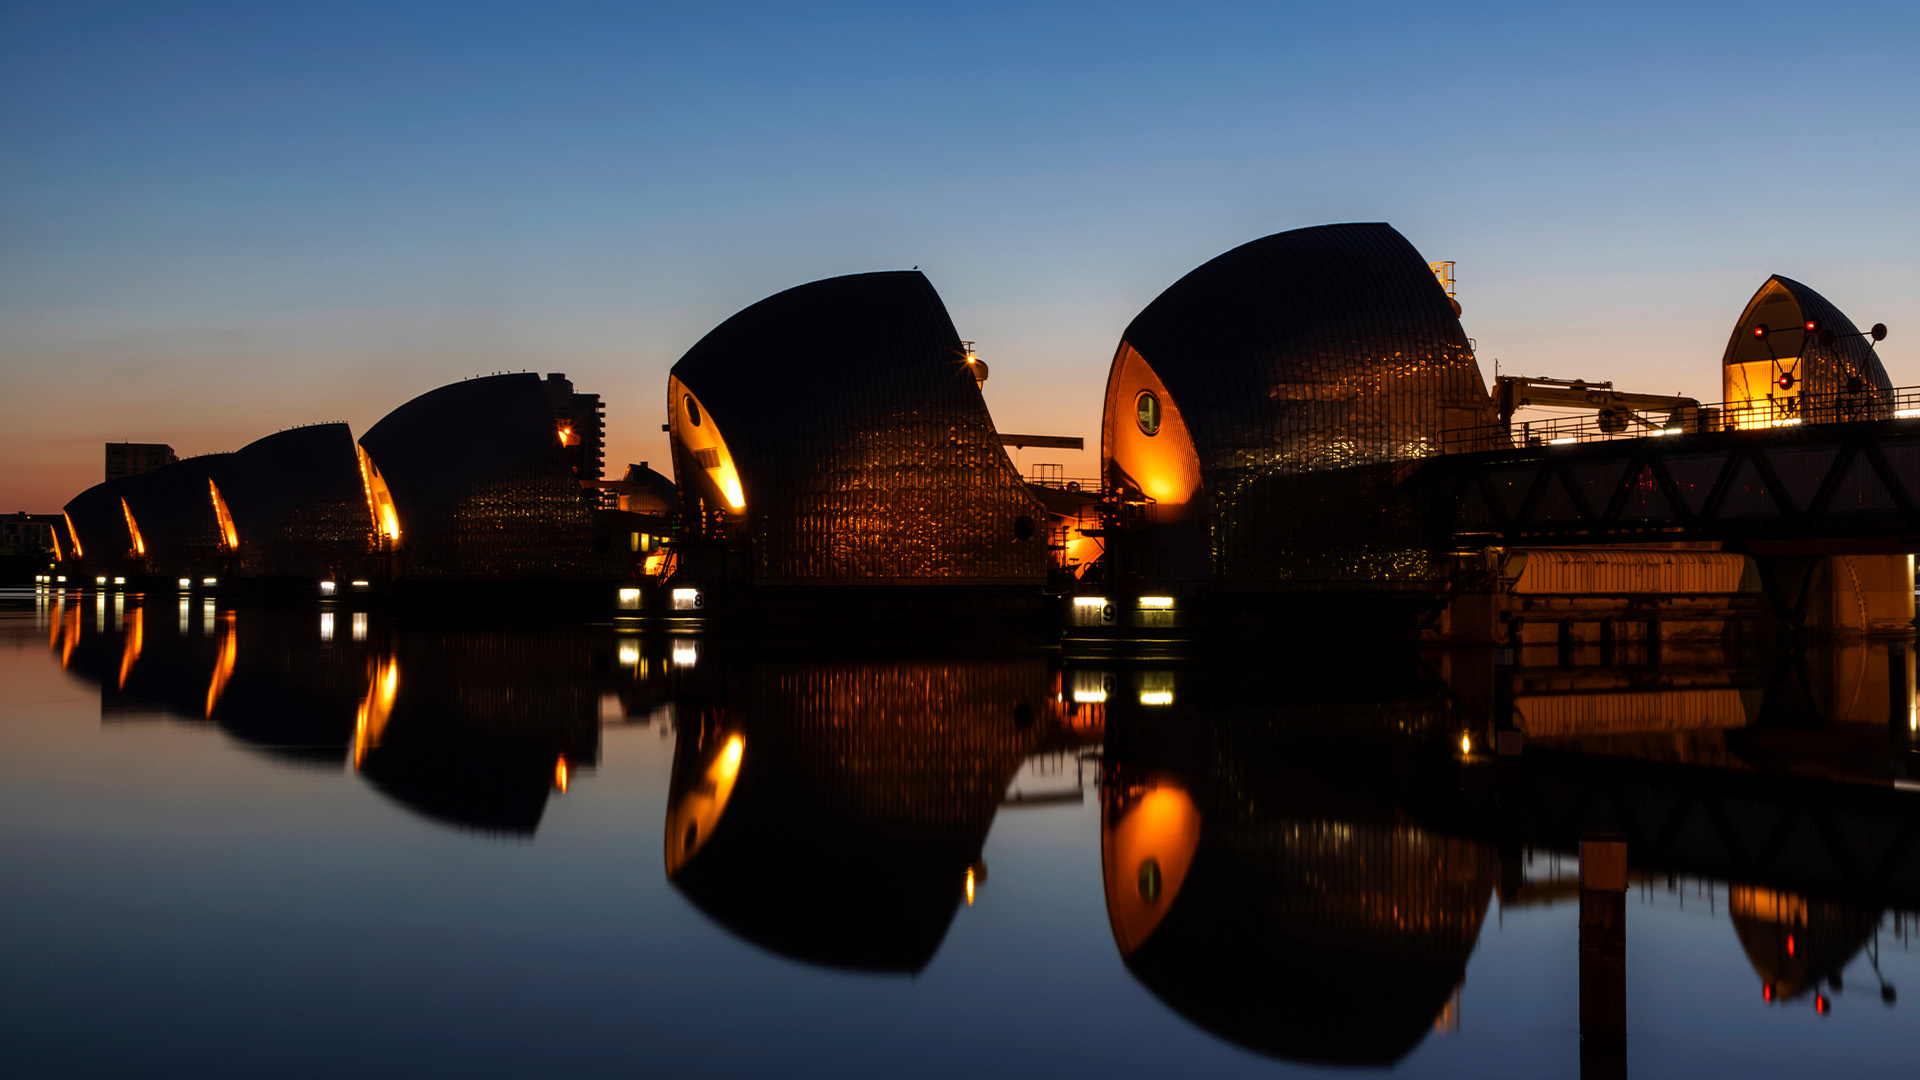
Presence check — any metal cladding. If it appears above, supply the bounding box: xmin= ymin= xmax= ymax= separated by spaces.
xmin=1721 ymin=275 xmax=1891 ymax=427
xmin=669 ymin=271 xmax=1046 ymax=586
xmin=218 ymin=424 xmax=371 ymax=579
xmin=63 ymin=480 xmax=137 ymax=573
xmin=117 ymin=455 xmax=233 ymax=577
xmin=360 ymin=374 xmax=611 ymax=579
xmin=1103 ymin=223 xmax=1494 ymax=587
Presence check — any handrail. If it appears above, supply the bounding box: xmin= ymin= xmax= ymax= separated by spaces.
xmin=1439 ymin=384 xmax=1920 ymax=453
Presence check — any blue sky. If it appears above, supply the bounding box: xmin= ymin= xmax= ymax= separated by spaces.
xmin=4 ymin=1 xmax=1916 ymax=505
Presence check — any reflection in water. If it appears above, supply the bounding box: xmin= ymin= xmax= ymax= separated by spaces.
xmin=1101 ymin=727 xmax=1496 ymax=1067
xmin=1732 ymin=885 xmax=1879 ymax=1013
xmin=664 ymin=658 xmax=1095 ymax=973
xmin=20 ymin=590 xmax=1917 ymax=1070
xmin=44 ymin=597 xmax=619 ymax=837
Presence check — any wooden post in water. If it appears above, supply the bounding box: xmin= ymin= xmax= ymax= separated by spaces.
xmin=1580 ymin=834 xmax=1628 ymax=1080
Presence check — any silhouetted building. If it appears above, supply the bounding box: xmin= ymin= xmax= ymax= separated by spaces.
xmin=63 ymin=478 xmax=143 ymax=574
xmin=666 ymin=271 xmax=1046 ymax=589
xmin=359 ymin=373 xmax=617 ymax=580
xmin=544 ymin=372 xmax=606 ymax=485
xmin=216 ymin=423 xmax=371 ymax=580
xmin=104 ymin=442 xmax=177 ymax=482
xmin=1100 ymin=223 xmax=1494 ymax=588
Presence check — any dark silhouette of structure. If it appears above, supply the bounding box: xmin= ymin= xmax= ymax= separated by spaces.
xmin=359 ymin=373 xmax=615 ymax=581
xmin=666 ymin=271 xmax=1045 ymax=592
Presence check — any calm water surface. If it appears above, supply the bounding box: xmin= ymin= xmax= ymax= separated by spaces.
xmin=2 ymin=589 xmax=1914 ymax=1078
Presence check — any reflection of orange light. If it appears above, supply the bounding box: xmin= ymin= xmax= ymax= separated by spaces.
xmin=49 ymin=528 xmax=63 ymax=561
xmin=663 ymin=732 xmax=746 ymax=876
xmin=965 ymin=867 xmax=976 ymax=906
xmin=352 ymin=655 xmax=400 ymax=768
xmin=120 ymin=498 xmax=146 ymax=557
xmin=60 ymin=603 xmax=79 ymax=668
xmin=1102 ymin=780 xmax=1201 ymax=955
xmin=64 ymin=511 xmax=83 ymax=558
xmin=356 ymin=445 xmax=402 ymax=544
xmin=117 ymin=606 xmax=143 ymax=688
xmin=209 ymin=479 xmax=240 ymax=550
xmin=1786 ymin=935 xmax=1795 ymax=957
xmin=205 ymin=614 xmax=237 ymax=718
xmin=554 ymin=756 xmax=570 ymax=792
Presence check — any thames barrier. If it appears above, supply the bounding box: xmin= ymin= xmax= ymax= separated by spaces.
xmin=10 ymin=222 xmax=1917 ymax=1079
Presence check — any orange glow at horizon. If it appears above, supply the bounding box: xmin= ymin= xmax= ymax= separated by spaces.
xmin=120 ymin=498 xmax=146 ymax=557
xmin=209 ymin=479 xmax=240 ymax=550
xmin=204 ymin=614 xmax=237 ymax=718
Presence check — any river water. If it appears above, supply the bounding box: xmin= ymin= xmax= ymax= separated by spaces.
xmin=2 ymin=588 xmax=1914 ymax=1077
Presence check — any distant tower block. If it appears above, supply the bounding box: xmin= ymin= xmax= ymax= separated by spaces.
xmin=104 ymin=442 xmax=176 ymax=482
xmin=545 ymin=373 xmax=606 ymax=485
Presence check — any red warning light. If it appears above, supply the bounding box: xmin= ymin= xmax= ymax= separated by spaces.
xmin=1804 ymin=320 xmax=1818 ymax=332
xmin=1815 ymin=993 xmax=1830 ymax=1015
xmin=1787 ymin=934 xmax=1796 ymax=956
xmin=1778 ymin=373 xmax=1796 ymax=390
xmin=1763 ymin=984 xmax=1774 ymax=1003
xmin=1753 ymin=324 xmax=1769 ymax=338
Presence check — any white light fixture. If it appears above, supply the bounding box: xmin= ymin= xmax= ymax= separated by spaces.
xmin=178 ymin=578 xmax=191 ymax=588
xmin=618 ymin=641 xmax=640 ymax=666
xmin=96 ymin=576 xmax=107 ymax=585
xmin=319 ymin=612 xmax=335 ymax=642
xmin=202 ymin=576 xmax=217 ymax=586
xmin=1071 ymin=689 xmax=1108 ymax=704
xmin=113 ymin=577 xmax=125 ymax=585
xmin=671 ymin=587 xmax=701 ymax=611
xmin=1139 ymin=690 xmax=1174 ymax=706
xmin=1549 ymin=436 xmax=1578 ymax=446
xmin=351 ymin=612 xmax=368 ymax=641
xmin=672 ymin=641 xmax=699 ymax=666
xmin=1072 ymin=596 xmax=1107 ymax=607
xmin=319 ymin=581 xmax=337 ymax=595
xmin=350 ymin=580 xmax=370 ymax=589
xmin=1138 ymin=596 xmax=1174 ymax=609
xmin=617 ymin=587 xmax=641 ymax=610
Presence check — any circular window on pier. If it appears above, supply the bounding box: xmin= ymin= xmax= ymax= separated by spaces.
xmin=1135 ymin=390 xmax=1161 ymax=436
xmin=684 ymin=395 xmax=702 ymax=427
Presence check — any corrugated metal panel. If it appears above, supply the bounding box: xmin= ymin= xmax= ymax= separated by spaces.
xmin=1516 ymin=688 xmax=1751 ymax=736
xmin=360 ymin=375 xmax=614 ymax=580
xmin=669 ymin=271 xmax=1046 ymax=586
xmin=1507 ymin=548 xmax=1757 ymax=594
xmin=218 ymin=424 xmax=371 ymax=579
xmin=1105 ymin=223 xmax=1494 ymax=586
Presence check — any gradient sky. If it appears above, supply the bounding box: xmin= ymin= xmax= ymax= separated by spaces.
xmin=3 ymin=1 xmax=1916 ymax=510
